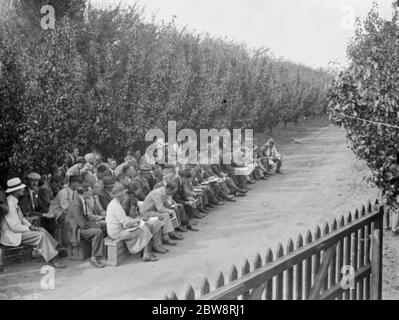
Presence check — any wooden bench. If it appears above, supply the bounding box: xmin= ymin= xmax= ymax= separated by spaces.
xmin=104 ymin=237 xmax=130 ymax=266
xmin=67 ymin=239 xmax=91 ymax=261
xmin=0 ymin=245 xmax=33 ymax=272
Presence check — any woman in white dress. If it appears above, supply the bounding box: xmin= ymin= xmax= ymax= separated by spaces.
xmin=106 ymin=183 xmax=157 ymax=262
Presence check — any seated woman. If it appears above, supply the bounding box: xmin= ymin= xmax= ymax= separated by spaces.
xmin=106 ymin=183 xmax=158 ymax=262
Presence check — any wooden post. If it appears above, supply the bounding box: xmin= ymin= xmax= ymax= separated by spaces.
xmin=286 ymin=239 xmax=294 ymax=300
xmin=265 ymin=248 xmax=273 ymax=300
xmin=0 ymin=246 xmax=5 ymax=272
xmin=241 ymin=259 xmax=250 ymax=300
xmin=296 ymin=235 xmax=304 ymax=300
xmin=371 ymin=207 xmax=383 ymax=300
xmin=304 ymin=231 xmax=313 ymax=299
xmin=276 ymin=244 xmax=284 ymax=300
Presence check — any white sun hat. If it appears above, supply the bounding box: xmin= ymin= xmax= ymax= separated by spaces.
xmin=5 ymin=178 xmax=26 ymax=194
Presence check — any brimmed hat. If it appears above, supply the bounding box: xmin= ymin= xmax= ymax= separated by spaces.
xmin=26 ymin=172 xmax=41 ymax=180
xmin=69 ymin=175 xmax=83 ymax=184
xmin=110 ymin=183 xmax=128 ymax=198
xmin=103 ymin=175 xmax=116 ymax=188
xmin=6 ymin=178 xmax=26 ymax=194
xmin=75 ymin=156 xmax=86 ymax=164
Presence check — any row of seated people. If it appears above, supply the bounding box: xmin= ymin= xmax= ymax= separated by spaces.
xmin=0 ymin=139 xmax=283 ymax=269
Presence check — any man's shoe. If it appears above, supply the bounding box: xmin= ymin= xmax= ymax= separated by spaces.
xmin=163 ymin=239 xmax=177 ymax=246
xmin=143 ymin=255 xmax=158 ymax=262
xmin=90 ymin=257 xmax=105 ymax=268
xmin=194 ymin=213 xmax=203 ymax=219
xmin=169 ymin=233 xmax=184 ymax=240
xmin=176 ymin=226 xmax=187 ymax=232
xmin=49 ymin=258 xmax=66 ymax=269
xmin=187 ymin=225 xmax=200 ymax=232
xmin=235 ymin=192 xmax=245 ymax=197
xmin=57 ymin=248 xmax=68 ymax=258
xmin=199 ymin=207 xmax=209 ymax=213
xmin=276 ymin=171 xmax=283 ymax=174
xmin=206 ymin=204 xmax=215 ymax=209
xmin=153 ymin=247 xmax=168 ymax=254
xmin=226 ymin=197 xmax=237 ymax=202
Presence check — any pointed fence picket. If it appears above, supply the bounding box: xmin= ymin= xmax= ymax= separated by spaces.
xmin=164 ymin=200 xmax=384 ymax=300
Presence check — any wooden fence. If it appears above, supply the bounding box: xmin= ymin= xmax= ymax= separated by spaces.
xmin=164 ymin=200 xmax=384 ymax=300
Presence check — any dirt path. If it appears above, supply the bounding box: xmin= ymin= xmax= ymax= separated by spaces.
xmin=0 ymin=122 xmax=382 ymax=300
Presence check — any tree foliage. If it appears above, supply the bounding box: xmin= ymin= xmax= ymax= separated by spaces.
xmin=329 ymin=2 xmax=399 ymax=205
xmin=0 ymin=2 xmax=329 ymax=184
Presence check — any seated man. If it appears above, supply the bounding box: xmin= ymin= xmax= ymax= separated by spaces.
xmin=211 ymin=161 xmax=244 ymax=199
xmin=107 ymin=158 xmax=118 ymax=179
xmin=82 ymin=153 xmax=97 ymax=176
xmin=1 ymin=178 xmax=66 ymax=268
xmin=64 ymin=147 xmax=79 ymax=169
xmin=86 ymin=181 xmax=107 ymax=229
xmin=19 ymin=172 xmax=44 ymax=227
xmin=106 ymin=184 xmax=158 ymax=262
xmin=138 ymin=149 xmax=157 ymax=189
xmin=153 ymin=174 xmax=198 ymax=232
xmin=65 ymin=156 xmax=86 ymax=183
xmin=131 ymin=170 xmax=152 ymax=201
xmin=36 ymin=175 xmax=62 ymax=236
xmin=265 ymin=138 xmax=283 ymax=174
xmin=140 ymin=182 xmax=184 ymax=243
xmin=48 ymin=175 xmax=82 ymax=223
xmin=97 ymin=174 xmax=115 ymax=211
xmin=95 ymin=163 xmax=111 ymax=182
xmin=180 ymin=168 xmax=211 ymax=216
xmin=64 ymin=181 xmax=106 ymax=268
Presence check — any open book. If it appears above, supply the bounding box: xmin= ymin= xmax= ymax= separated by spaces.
xmin=127 ymin=219 xmax=146 ymax=232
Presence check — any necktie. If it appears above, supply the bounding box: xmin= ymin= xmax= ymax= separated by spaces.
xmin=83 ymin=198 xmax=88 ymax=218
xmin=30 ymin=190 xmax=35 ymax=210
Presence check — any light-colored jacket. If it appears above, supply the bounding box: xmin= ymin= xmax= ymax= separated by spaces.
xmin=0 ymin=195 xmax=31 ymax=247
xmin=106 ymin=198 xmax=135 ymax=239
xmin=267 ymin=145 xmax=281 ymax=160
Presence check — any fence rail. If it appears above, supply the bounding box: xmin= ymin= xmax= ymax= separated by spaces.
xmin=164 ymin=200 xmax=384 ymax=300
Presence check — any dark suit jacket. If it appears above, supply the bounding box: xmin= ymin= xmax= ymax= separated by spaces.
xmin=64 ymin=154 xmax=75 ymax=169
xmin=132 ymin=175 xmax=151 ymax=199
xmin=37 ymin=185 xmax=53 ymax=213
xmin=19 ymin=188 xmax=42 ymax=217
xmin=98 ymin=188 xmax=113 ymax=211
xmin=65 ymin=196 xmax=100 ymax=231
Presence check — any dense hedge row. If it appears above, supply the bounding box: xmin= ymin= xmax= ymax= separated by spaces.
xmin=0 ymin=0 xmax=330 ymax=184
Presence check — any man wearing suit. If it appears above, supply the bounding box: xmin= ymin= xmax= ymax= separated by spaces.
xmin=64 ymin=147 xmax=79 ymax=169
xmin=107 ymin=158 xmax=118 ymax=179
xmin=1 ymin=178 xmax=66 ymax=268
xmin=65 ymin=156 xmax=86 ymax=183
xmin=98 ymin=174 xmax=115 ymax=211
xmin=141 ymin=182 xmax=183 ymax=243
xmin=19 ymin=172 xmax=43 ymax=227
xmin=65 ymin=182 xmax=105 ymax=268
xmin=131 ymin=171 xmax=152 ymax=201
xmin=153 ymin=179 xmax=198 ymax=232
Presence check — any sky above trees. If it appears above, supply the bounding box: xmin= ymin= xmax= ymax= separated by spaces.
xmin=90 ymin=0 xmax=393 ymax=68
